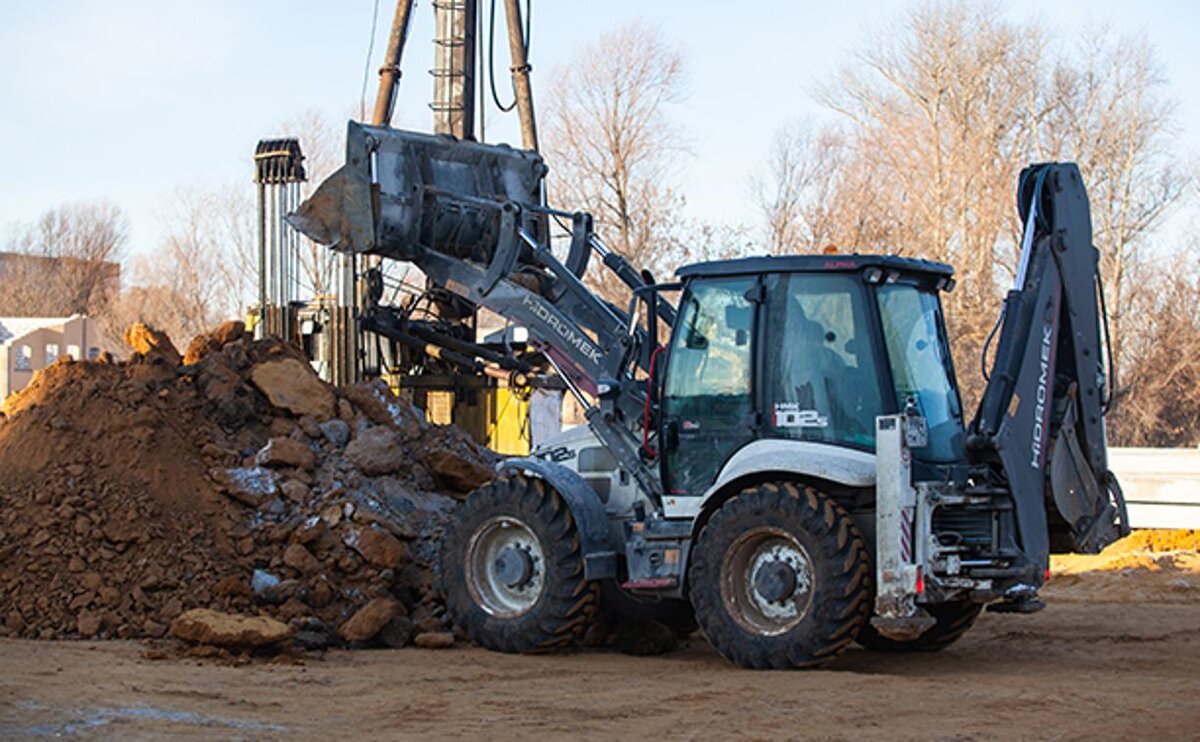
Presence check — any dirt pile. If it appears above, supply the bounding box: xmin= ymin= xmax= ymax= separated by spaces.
xmin=0 ymin=320 xmax=496 ymax=649
xmin=1047 ymin=529 xmax=1200 ymax=604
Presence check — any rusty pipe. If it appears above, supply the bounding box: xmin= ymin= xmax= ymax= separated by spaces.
xmin=502 ymin=0 xmax=537 ymax=151
xmin=371 ymin=0 xmax=417 ymax=127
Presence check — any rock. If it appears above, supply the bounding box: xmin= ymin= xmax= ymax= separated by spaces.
xmin=341 ymin=381 xmax=424 ymax=438
xmin=102 ymin=520 xmax=139 ymax=544
xmin=379 ymin=616 xmax=414 ymax=648
xmin=293 ymin=629 xmax=333 ymax=650
xmin=182 ymin=320 xmax=246 ymax=365
xmin=283 ymin=543 xmax=322 ymax=575
xmin=124 ymin=323 xmax=181 ymax=365
xmin=250 ymin=358 xmax=335 ymax=420
xmin=413 ymin=631 xmax=455 ymax=649
xmin=308 ymin=578 xmax=335 ymax=609
xmin=251 ymin=569 xmax=282 ymax=596
xmin=319 ymin=419 xmax=351 ymax=448
xmin=142 ymin=619 xmax=167 ymax=638
xmin=344 ymin=426 xmax=405 ymax=476
xmin=290 ymin=516 xmax=324 ymax=545
xmin=168 ymin=608 xmax=292 ymax=648
xmin=211 ymin=466 xmax=277 ymax=507
xmin=76 ymin=611 xmax=104 ymax=637
xmin=422 ymin=449 xmax=494 ymax=494
xmin=255 ymin=437 xmax=316 ymax=471
xmin=338 ymin=598 xmax=401 ymax=642
xmin=277 ymin=597 xmax=309 ymax=622
xmin=346 ymin=526 xmax=408 ymax=569
xmin=319 ymin=503 xmax=343 ymax=527
xmin=297 ymin=415 xmax=322 ymax=439
xmin=281 ymin=480 xmax=311 ymax=503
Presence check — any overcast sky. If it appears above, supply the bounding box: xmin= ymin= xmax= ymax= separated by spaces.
xmin=1 ymin=0 xmax=1197 ymax=260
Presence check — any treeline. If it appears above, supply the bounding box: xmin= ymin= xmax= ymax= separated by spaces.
xmin=3 ymin=2 xmax=1196 ymax=446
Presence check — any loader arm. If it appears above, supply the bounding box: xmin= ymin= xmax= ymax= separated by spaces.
xmin=288 ymin=122 xmax=670 ymax=500
xmin=967 ymin=162 xmax=1129 ymax=568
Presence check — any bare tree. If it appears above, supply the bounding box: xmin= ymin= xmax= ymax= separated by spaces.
xmin=277 ymin=109 xmax=347 ymax=299
xmin=761 ymin=2 xmax=1188 ymax=415
xmin=1112 ymin=253 xmax=1200 ymax=446
xmin=542 ymin=22 xmax=690 ymax=295
xmin=1038 ymin=28 xmax=1188 ymax=374
xmin=100 ymin=199 xmax=239 ymax=350
xmin=752 ymin=121 xmax=899 ymax=254
xmin=0 ymin=201 xmax=127 ymax=317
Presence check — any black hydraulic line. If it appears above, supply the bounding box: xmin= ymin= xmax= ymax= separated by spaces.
xmin=407 ymin=321 xmax=534 ymax=373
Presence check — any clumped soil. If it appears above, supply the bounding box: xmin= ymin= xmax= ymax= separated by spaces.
xmin=1047 ymin=529 xmax=1200 ymax=603
xmin=0 ymin=322 xmax=496 ymax=649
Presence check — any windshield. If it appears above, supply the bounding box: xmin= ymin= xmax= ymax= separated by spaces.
xmin=877 ymin=284 xmax=964 ymax=461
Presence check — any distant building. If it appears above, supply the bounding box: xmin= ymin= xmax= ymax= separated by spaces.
xmin=0 ymin=252 xmax=120 ymax=317
xmin=0 ymin=315 xmax=98 ymax=399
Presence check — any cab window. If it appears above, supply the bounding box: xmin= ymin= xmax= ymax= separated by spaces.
xmin=764 ymin=273 xmax=882 ymax=450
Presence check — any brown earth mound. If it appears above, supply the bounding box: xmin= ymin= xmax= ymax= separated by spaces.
xmin=0 ymin=325 xmax=496 ymax=649
xmin=1047 ymin=529 xmax=1200 ymax=604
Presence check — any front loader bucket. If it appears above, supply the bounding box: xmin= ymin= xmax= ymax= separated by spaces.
xmin=287 ymin=121 xmax=547 ymax=264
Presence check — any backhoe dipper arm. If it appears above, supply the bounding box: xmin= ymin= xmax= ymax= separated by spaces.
xmin=968 ymin=162 xmax=1127 ymax=571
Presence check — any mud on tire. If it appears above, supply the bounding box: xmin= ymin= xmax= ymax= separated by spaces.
xmin=856 ymin=600 xmax=982 ymax=653
xmin=688 ymin=482 xmax=871 ymax=669
xmin=439 ymin=475 xmax=599 ymax=653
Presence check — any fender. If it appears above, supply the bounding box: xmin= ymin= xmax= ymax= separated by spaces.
xmin=497 ymin=456 xmax=618 ymax=581
xmin=662 ymin=439 xmax=876 ymax=520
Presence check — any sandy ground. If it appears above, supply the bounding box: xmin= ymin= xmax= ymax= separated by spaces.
xmin=2 ymin=579 xmax=1198 ymax=741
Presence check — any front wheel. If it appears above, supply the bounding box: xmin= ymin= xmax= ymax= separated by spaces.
xmin=439 ymin=475 xmax=599 ymax=653
xmin=688 ymin=482 xmax=871 ymax=669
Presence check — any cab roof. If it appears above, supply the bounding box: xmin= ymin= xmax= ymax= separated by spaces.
xmin=676 ymin=253 xmax=954 ymax=279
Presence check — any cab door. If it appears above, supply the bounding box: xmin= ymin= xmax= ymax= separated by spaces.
xmin=661 ymin=276 xmax=757 ymax=496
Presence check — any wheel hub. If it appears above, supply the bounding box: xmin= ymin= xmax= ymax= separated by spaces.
xmin=465 ymin=517 xmax=545 ymax=617
xmin=721 ymin=528 xmax=815 ymax=636
xmin=752 ymin=560 xmax=798 ymax=603
xmin=494 ymin=545 xmax=534 ymax=588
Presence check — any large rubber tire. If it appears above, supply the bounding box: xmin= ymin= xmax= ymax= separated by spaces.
xmin=439 ymin=475 xmax=599 ymax=653
xmin=856 ymin=600 xmax=982 ymax=653
xmin=688 ymin=482 xmax=871 ymax=669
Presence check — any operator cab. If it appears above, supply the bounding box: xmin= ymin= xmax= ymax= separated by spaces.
xmin=661 ymin=254 xmax=963 ymax=497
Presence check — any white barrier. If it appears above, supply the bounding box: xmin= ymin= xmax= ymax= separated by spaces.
xmin=1108 ymin=448 xmax=1200 ymax=530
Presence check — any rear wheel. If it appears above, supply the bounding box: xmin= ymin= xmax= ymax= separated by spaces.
xmin=688 ymin=482 xmax=871 ymax=669
xmin=440 ymin=475 xmax=599 ymax=653
xmin=857 ymin=600 xmax=982 ymax=652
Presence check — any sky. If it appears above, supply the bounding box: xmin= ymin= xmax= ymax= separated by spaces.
xmin=0 ymin=0 xmax=1197 ymax=261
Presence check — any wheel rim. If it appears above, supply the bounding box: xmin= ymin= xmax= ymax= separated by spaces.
xmin=719 ymin=527 xmax=815 ymax=636
xmin=465 ymin=516 xmax=545 ymax=618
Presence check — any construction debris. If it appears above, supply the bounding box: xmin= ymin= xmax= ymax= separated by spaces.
xmin=0 ymin=324 xmax=497 ymax=651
